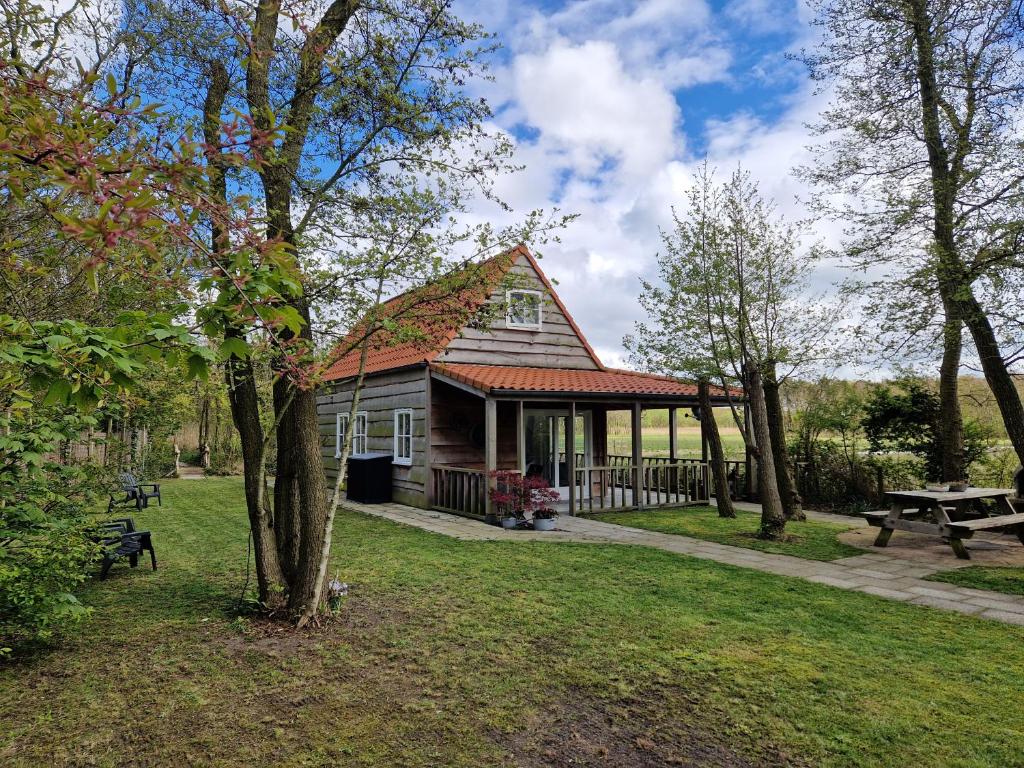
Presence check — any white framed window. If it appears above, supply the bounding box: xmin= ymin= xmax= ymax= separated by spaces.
xmin=506 ymin=289 xmax=543 ymax=330
xmin=393 ymin=408 xmax=413 ymax=465
xmin=336 ymin=410 xmax=367 ymax=457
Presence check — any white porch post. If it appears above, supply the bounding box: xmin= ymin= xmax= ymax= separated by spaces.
xmin=485 ymin=397 xmax=497 ymax=518
xmin=631 ymin=402 xmax=644 ymax=509
xmin=567 ymin=401 xmax=576 ymax=515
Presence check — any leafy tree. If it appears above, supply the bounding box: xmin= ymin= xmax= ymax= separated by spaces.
xmin=629 ymin=166 xmax=836 ymax=537
xmin=0 ymin=3 xmax=296 ymax=648
xmin=799 ymin=0 xmax=1024 ymax=479
xmin=119 ymin=0 xmax=565 ymax=622
xmin=792 ymin=378 xmax=866 ymax=473
xmin=862 ymin=378 xmax=992 ymax=480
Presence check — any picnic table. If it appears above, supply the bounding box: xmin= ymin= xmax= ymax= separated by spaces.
xmin=865 ymin=488 xmax=1024 ymax=560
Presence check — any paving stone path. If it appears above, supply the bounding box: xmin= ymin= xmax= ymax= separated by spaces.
xmin=342 ymin=500 xmax=1024 ymax=626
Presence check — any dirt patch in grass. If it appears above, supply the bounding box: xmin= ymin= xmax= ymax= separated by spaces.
xmin=502 ymin=685 xmax=805 ymax=768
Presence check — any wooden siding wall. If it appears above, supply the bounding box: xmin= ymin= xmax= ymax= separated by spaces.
xmin=436 ymin=252 xmax=600 ymax=370
xmin=430 ymin=380 xmax=517 ymax=470
xmin=317 ymin=367 xmax=428 ymax=508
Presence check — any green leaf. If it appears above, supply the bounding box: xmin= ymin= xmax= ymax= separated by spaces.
xmin=187 ymin=354 xmax=209 ymax=381
xmin=219 ymin=337 xmax=250 ymax=360
xmin=42 ymin=379 xmax=72 ymax=406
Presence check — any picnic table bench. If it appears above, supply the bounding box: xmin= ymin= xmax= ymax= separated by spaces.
xmin=865 ymin=488 xmax=1023 ymax=560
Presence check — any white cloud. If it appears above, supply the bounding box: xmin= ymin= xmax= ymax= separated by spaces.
xmin=448 ymin=1 xmax=859 ymax=368
xmin=723 ymin=0 xmax=799 ymax=35
xmin=513 ymin=40 xmax=682 ymax=183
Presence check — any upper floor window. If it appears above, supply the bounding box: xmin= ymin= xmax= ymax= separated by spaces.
xmin=506 ymin=289 xmax=543 ymax=330
xmin=393 ymin=409 xmax=413 ymax=465
xmin=336 ymin=410 xmax=368 ymax=457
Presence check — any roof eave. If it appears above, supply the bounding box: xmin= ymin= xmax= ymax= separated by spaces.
xmin=322 ymin=360 xmax=429 ymax=387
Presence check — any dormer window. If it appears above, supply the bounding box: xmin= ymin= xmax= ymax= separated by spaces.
xmin=506 ymin=289 xmax=543 ymax=330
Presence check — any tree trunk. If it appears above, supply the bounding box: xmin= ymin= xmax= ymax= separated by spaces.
xmin=763 ymin=362 xmax=804 ymax=521
xmin=272 ymin=375 xmax=303 ymax=586
xmin=203 ymin=59 xmax=286 ymax=606
xmin=699 ymin=380 xmax=735 ymax=518
xmin=746 ymin=363 xmax=786 ymax=540
xmin=937 ymin=298 xmax=966 ymax=481
xmin=224 ymin=350 xmax=287 ymax=605
xmin=282 ymin=383 xmax=330 ymax=617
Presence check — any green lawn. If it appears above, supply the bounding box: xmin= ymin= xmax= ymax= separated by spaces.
xmin=2 ymin=478 xmax=1024 ymax=767
xmin=927 ymin=566 xmax=1024 ymax=596
xmin=591 ymin=505 xmax=863 ymax=561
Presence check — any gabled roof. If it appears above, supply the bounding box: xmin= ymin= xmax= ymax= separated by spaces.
xmin=323 ymin=244 xmax=603 ymax=382
xmin=431 ymin=363 xmax=734 ymax=401
xmin=322 ymin=250 xmax=517 ymax=381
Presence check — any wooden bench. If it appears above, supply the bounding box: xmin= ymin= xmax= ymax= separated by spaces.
xmin=862 ymin=510 xmax=889 ymax=525
xmin=946 ymin=512 xmax=1024 ymax=537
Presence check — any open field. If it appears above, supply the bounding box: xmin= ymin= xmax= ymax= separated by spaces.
xmin=3 ymin=479 xmax=1024 ymax=767
xmin=605 ymin=425 xmax=747 ymax=459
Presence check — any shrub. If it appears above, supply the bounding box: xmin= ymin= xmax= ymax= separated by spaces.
xmin=0 ymin=410 xmax=104 ymax=655
xmin=144 ymin=439 xmax=180 ymax=478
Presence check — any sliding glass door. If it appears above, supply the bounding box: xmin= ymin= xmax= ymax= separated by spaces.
xmin=523 ymin=409 xmax=591 ymax=500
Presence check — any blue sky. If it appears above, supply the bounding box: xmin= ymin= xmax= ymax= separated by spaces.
xmin=450 ymin=0 xmax=832 ymax=366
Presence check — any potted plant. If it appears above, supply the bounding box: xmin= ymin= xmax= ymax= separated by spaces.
xmin=488 ymin=472 xmax=561 ymax=530
xmin=531 ymin=504 xmax=558 ymax=531
xmin=489 ymin=471 xmax=525 ymax=528
xmin=521 ymin=475 xmax=560 ymax=531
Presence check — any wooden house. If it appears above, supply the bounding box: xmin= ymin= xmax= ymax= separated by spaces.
xmin=317 ymin=245 xmax=734 ymax=520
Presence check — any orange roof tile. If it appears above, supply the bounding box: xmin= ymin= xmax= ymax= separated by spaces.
xmin=431 ymin=363 xmax=733 ymax=399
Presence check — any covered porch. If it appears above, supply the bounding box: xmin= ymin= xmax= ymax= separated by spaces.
xmin=425 ymin=364 xmax=745 ymax=521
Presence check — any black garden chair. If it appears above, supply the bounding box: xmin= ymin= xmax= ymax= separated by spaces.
xmin=107 ymin=472 xmax=161 ymax=512
xmin=97 ymin=517 xmax=157 ymax=580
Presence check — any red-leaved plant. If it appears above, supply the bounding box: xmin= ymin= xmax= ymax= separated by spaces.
xmin=488 ymin=471 xmax=561 ymax=520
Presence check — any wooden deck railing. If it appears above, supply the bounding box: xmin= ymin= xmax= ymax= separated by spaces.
xmin=431 ymin=465 xmax=489 ymax=519
xmin=571 ymin=461 xmax=710 ymax=514
xmin=606 ymin=454 xmax=747 ymax=499
xmin=431 ymin=461 xmax=710 ymax=519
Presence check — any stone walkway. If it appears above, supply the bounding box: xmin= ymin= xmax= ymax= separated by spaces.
xmin=342 ymin=500 xmax=1024 ymax=626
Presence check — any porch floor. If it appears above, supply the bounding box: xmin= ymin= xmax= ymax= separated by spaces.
xmin=341 ymin=498 xmax=1024 ymax=626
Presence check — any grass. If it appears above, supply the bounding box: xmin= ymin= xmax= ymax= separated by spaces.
xmin=927 ymin=566 xmax=1024 ymax=596
xmin=2 ymin=478 xmax=1024 ymax=766
xmin=591 ymin=505 xmax=864 ymax=561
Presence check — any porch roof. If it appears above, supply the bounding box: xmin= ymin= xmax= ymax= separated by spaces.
xmin=430 ymin=363 xmax=736 ymax=402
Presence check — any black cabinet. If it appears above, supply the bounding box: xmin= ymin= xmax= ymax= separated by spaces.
xmin=346 ymin=452 xmax=393 ymax=503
